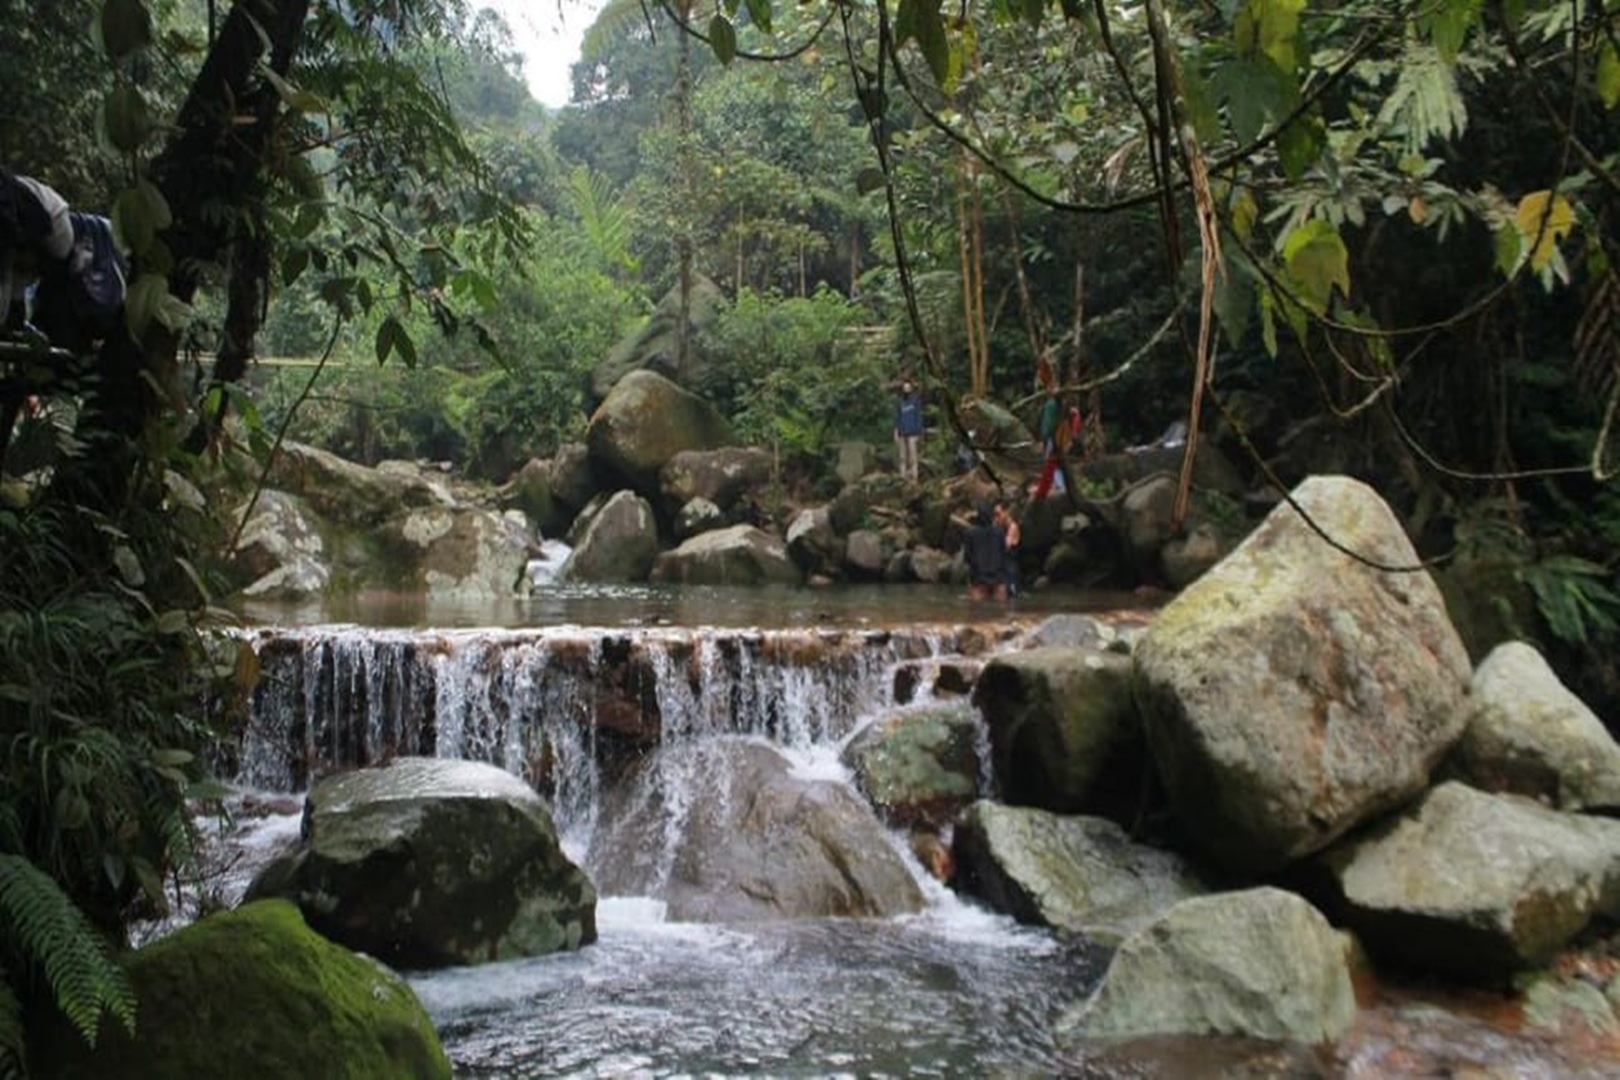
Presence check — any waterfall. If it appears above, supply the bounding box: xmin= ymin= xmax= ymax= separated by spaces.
xmin=234 ymin=623 xmax=983 ymax=839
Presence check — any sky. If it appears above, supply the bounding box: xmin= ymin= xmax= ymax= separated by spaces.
xmin=484 ymin=0 xmax=609 ymax=109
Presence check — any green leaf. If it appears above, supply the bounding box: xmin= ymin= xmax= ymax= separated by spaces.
xmin=103 ymin=84 xmax=151 ymax=154
xmin=896 ymin=0 xmax=951 ymax=85
xmin=1493 ymin=222 xmax=1522 ymax=276
xmin=1214 ymin=252 xmax=1255 ymax=349
xmin=375 ymin=316 xmax=418 ymax=368
xmin=1275 ymin=111 xmax=1324 ymax=181
xmin=1281 ymin=219 xmax=1351 ymax=313
xmin=1234 ymin=0 xmax=1306 ymax=73
xmin=101 ymin=0 xmax=153 ymax=61
xmin=1419 ymin=0 xmax=1482 ymax=63
xmin=708 ymin=15 xmax=736 ymax=64
xmin=1597 ymin=40 xmax=1620 ymax=110
xmin=742 ymin=0 xmax=772 ymax=34
xmin=123 ymin=272 xmax=169 ymax=339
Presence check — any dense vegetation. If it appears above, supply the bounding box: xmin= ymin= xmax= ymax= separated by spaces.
xmin=0 ymin=0 xmax=1616 ymax=1074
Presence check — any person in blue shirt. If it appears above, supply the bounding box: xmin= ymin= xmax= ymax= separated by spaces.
xmin=893 ymin=375 xmax=925 ymax=484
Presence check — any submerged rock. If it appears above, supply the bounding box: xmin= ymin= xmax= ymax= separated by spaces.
xmin=952 ymin=801 xmax=1208 ymax=945
xmin=36 ymin=900 xmax=449 ymax=1080
xmin=1317 ymin=780 xmax=1620 ymax=980
xmin=587 ymin=738 xmax=924 ymax=921
xmin=1056 ymin=887 xmax=1358 ymax=1046
xmin=1133 ymin=475 xmax=1471 ymax=876
xmin=247 ymin=757 xmax=596 ymax=968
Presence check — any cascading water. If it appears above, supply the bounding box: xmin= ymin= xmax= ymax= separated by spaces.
xmin=224 ymin=618 xmax=1107 ymax=1076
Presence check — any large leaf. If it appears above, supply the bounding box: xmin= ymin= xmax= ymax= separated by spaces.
xmin=1234 ymin=0 xmax=1306 ymax=73
xmin=1419 ymin=0 xmax=1482 ymax=62
xmin=1514 ymin=190 xmax=1575 ymax=273
xmin=896 ymin=0 xmax=951 ymax=85
xmin=1598 ymin=40 xmax=1620 ymax=110
xmin=1281 ymin=219 xmax=1350 ymax=313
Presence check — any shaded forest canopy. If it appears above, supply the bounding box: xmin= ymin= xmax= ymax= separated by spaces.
xmin=0 ymin=0 xmax=1617 ymax=1070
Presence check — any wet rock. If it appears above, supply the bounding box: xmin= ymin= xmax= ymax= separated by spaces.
xmin=1133 ymin=475 xmax=1471 ymax=876
xmin=586 ymin=369 xmax=733 ymax=496
xmin=587 ymin=738 xmax=924 ymax=921
xmin=265 ymin=441 xmax=454 ymax=526
xmin=231 ymin=489 xmax=327 ymax=596
xmin=1443 ymin=641 xmax=1620 ymax=813
xmin=842 ymin=702 xmax=982 ymax=829
xmin=973 ymin=646 xmax=1143 ymax=822
xmin=649 ymin=524 xmax=800 ymax=585
xmin=396 ymin=503 xmax=533 ymax=597
xmin=547 ymin=441 xmax=598 ymax=517
xmin=246 ymin=757 xmax=596 ymax=968
xmin=1316 ymin=781 xmax=1620 ymax=980
xmin=786 ymin=505 xmax=841 ymax=577
xmin=557 ymin=489 xmax=659 ymax=583
xmin=908 ymin=544 xmax=955 ymax=584
xmin=952 ymin=802 xmax=1208 ymax=945
xmin=35 ymin=900 xmax=450 ymax=1080
xmin=674 ymin=496 xmax=724 ymax=540
xmin=843 ymin=528 xmax=888 ymax=580
xmin=1056 ymin=887 xmax=1358 ymax=1045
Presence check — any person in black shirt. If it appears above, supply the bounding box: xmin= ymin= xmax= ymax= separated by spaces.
xmin=962 ymin=500 xmax=1008 ymax=601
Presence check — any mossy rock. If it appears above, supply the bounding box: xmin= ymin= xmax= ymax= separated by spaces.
xmin=36 ymin=900 xmax=450 ymax=1080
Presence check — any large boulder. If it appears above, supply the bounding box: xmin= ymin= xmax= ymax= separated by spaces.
xmin=586 ymin=738 xmax=925 ymax=921
xmin=1055 ymin=888 xmax=1358 ymax=1045
xmin=264 ymin=441 xmax=453 ymax=526
xmin=586 ymin=369 xmax=733 ymax=495
xmin=36 ymin=900 xmax=449 ymax=1080
xmin=246 ymin=758 xmax=596 ymax=968
xmin=1316 ymin=781 xmax=1620 ymax=980
xmin=786 ymin=505 xmax=841 ymax=577
xmin=547 ymin=441 xmax=598 ymax=516
xmin=389 ymin=504 xmax=533 ymax=597
xmin=952 ymin=802 xmax=1208 ymax=946
xmin=230 ymin=489 xmax=330 ymax=599
xmin=557 ymin=489 xmax=659 ymax=583
xmin=649 ymin=524 xmax=800 ymax=585
xmin=588 ymin=274 xmax=726 ymax=404
xmin=658 ymin=447 xmax=773 ymax=517
xmin=841 ymin=702 xmax=983 ymax=829
xmin=1132 ymin=475 xmax=1472 ymax=876
xmin=972 ymin=646 xmax=1143 ymax=822
xmin=1443 ymin=641 xmax=1620 ymax=813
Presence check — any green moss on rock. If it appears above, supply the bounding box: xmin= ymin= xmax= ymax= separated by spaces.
xmin=38 ymin=900 xmax=450 ymax=1080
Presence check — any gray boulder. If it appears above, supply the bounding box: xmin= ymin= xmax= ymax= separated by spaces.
xmin=586 ymin=369 xmax=733 ymax=495
xmin=231 ymin=490 xmax=329 ymax=599
xmin=953 ymin=801 xmax=1208 ymax=945
xmin=246 ymin=758 xmax=596 ymax=968
xmin=1317 ymin=781 xmax=1620 ymax=979
xmin=1444 ymin=641 xmax=1620 ymax=813
xmin=1056 ymin=887 xmax=1358 ymax=1045
xmin=391 ymin=504 xmax=533 ymax=597
xmin=557 ymin=490 xmax=659 ymax=583
xmin=649 ymin=524 xmax=800 ymax=585
xmin=843 ymin=528 xmax=888 ymax=580
xmin=786 ymin=506 xmax=841 ymax=576
xmin=674 ymin=496 xmax=724 ymax=540
xmin=834 ymin=440 xmax=877 ymax=485
xmin=972 ymin=646 xmax=1143 ymax=822
xmin=265 ymin=441 xmax=453 ymax=526
xmin=548 ymin=441 xmax=598 ymax=515
xmin=841 ymin=702 xmax=982 ymax=829
xmin=586 ymin=738 xmax=924 ymax=921
xmin=659 ymin=446 xmax=773 ymax=516
xmin=1133 ymin=475 xmax=1472 ymax=876
xmin=589 ymin=274 xmax=726 ymax=404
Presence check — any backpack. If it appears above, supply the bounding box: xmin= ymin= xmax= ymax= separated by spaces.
xmin=33 ymin=212 xmax=128 ymax=352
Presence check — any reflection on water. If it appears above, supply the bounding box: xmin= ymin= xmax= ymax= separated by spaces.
xmin=411 ymin=896 xmax=1107 ymax=1079
xmin=234 ymin=582 xmax=1150 ymax=632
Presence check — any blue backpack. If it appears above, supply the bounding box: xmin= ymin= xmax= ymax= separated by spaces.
xmin=34 ymin=212 xmax=128 ymax=351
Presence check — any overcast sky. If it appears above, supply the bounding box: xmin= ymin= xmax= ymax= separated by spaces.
xmin=483 ymin=0 xmax=608 ymax=108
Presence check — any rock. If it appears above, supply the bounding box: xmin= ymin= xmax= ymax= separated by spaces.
xmin=393 ymin=504 xmax=532 ymax=597
xmin=829 ymin=473 xmax=907 ymax=535
xmin=586 ymin=738 xmax=924 ymax=921
xmin=786 ymin=505 xmax=841 ymax=577
xmin=658 ymin=447 xmax=774 ymax=517
xmin=834 ymin=440 xmax=877 ymax=485
xmin=1056 ymin=887 xmax=1358 ymax=1045
xmin=497 ymin=457 xmax=566 ymax=538
xmin=972 ymin=647 xmax=1143 ymax=822
xmin=231 ymin=490 xmax=326 ymax=590
xmin=547 ymin=442 xmax=598 ymax=515
xmin=557 ymin=490 xmax=659 ymax=583
xmin=1024 ymin=614 xmax=1112 ymax=651
xmin=673 ymin=496 xmax=725 ymax=540
xmin=952 ymin=802 xmax=1208 ymax=945
xmin=1443 ymin=641 xmax=1620 ymax=813
xmin=1160 ymin=519 xmax=1231 ymax=589
xmin=240 ymin=557 xmax=331 ymax=599
xmin=1133 ymin=475 xmax=1472 ymax=876
xmin=843 ymin=528 xmax=888 ymax=580
xmin=266 ymin=441 xmax=453 ymax=526
xmin=586 ymin=369 xmax=733 ymax=495
xmin=246 ymin=758 xmax=596 ymax=968
xmin=1316 ymin=781 xmax=1620 ymax=980
xmin=909 ymin=545 xmax=955 ymax=584
xmin=648 ymin=524 xmax=800 ymax=585
xmin=36 ymin=900 xmax=450 ymax=1080
xmin=588 ymin=274 xmax=726 ymax=404
xmin=841 ymin=702 xmax=982 ymax=829
xmin=1120 ymin=475 xmax=1178 ymax=578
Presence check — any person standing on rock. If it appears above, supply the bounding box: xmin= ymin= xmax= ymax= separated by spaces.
xmin=893 ymin=374 xmax=925 ymax=484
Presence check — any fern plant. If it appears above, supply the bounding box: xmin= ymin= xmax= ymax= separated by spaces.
xmin=0 ymin=854 xmax=136 ymax=1072
xmin=1518 ymin=555 xmax=1620 ymax=647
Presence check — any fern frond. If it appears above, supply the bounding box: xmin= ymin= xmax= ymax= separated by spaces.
xmin=1377 ymin=42 xmax=1468 ymax=154
xmin=0 ymin=973 xmax=24 ymax=1080
xmin=0 ymin=855 xmax=136 ymax=1047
